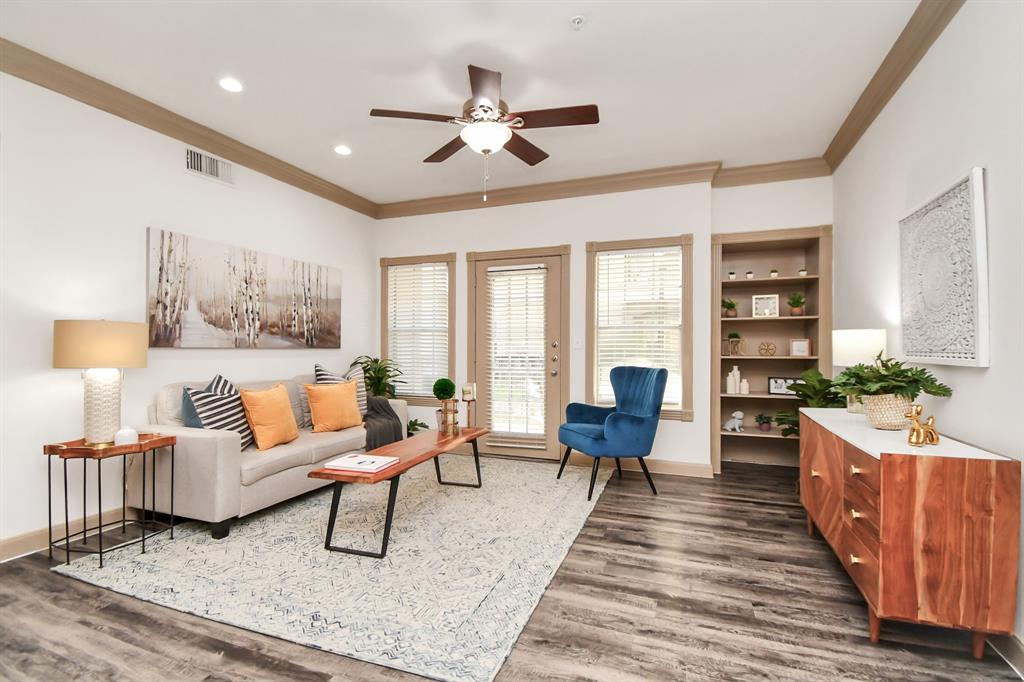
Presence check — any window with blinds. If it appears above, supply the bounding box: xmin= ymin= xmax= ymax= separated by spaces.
xmin=594 ymin=246 xmax=683 ymax=409
xmin=486 ymin=265 xmax=547 ymax=447
xmin=386 ymin=261 xmax=450 ymax=397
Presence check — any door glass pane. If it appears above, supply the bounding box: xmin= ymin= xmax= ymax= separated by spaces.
xmin=487 ymin=265 xmax=546 ymax=444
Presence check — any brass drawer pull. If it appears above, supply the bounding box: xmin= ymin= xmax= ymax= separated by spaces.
xmin=849 ymin=465 xmax=862 ymax=476
xmin=848 ymin=554 xmax=862 ymax=565
xmin=850 ymin=508 xmax=863 ymax=520
xmin=810 ymin=469 xmax=821 ymax=478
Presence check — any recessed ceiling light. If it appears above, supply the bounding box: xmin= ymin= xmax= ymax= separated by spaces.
xmin=333 ymin=144 xmax=352 ymax=156
xmin=218 ymin=76 xmax=244 ymax=93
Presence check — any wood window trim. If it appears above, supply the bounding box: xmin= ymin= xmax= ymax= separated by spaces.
xmin=466 ymin=245 xmax=571 ymax=433
xmin=379 ymin=252 xmax=456 ymax=407
xmin=586 ymin=234 xmax=694 ymax=422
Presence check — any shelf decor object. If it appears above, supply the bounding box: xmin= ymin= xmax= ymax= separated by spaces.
xmin=751 ymin=294 xmax=779 ymax=318
xmin=790 ymin=339 xmax=811 ymax=357
xmin=898 ymin=168 xmax=989 ymax=367
xmin=711 ymin=225 xmax=832 ymax=470
xmin=52 ymin=320 xmax=148 ymax=445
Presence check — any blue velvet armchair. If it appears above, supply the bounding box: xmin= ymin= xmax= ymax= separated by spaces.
xmin=557 ymin=366 xmax=667 ymax=500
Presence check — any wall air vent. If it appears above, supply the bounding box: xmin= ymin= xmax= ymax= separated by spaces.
xmin=185 ymin=147 xmax=234 ymax=184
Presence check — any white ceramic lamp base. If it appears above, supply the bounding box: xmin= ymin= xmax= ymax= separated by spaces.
xmin=83 ymin=368 xmax=122 ymax=444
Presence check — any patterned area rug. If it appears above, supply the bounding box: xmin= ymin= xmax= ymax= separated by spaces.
xmin=54 ymin=456 xmax=610 ymax=682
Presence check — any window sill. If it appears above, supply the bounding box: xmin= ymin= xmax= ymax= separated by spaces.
xmin=397 ymin=395 xmax=442 ymax=408
xmin=661 ymin=408 xmax=694 ymax=422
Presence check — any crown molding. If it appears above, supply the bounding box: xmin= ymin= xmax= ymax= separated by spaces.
xmin=823 ymin=0 xmax=965 ymax=171
xmin=0 ymin=38 xmax=377 ymax=217
xmin=375 ymin=161 xmax=722 ymax=219
xmin=711 ymin=157 xmax=831 ymax=188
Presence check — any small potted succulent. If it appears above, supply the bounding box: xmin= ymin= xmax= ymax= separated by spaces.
xmin=745 ymin=271 xmax=754 ymax=279
xmin=787 ymin=292 xmax=806 ymax=316
xmin=833 ymin=353 xmax=952 ymax=430
xmin=433 ymin=378 xmax=458 ymax=433
xmin=407 ymin=418 xmax=430 ymax=436
xmin=769 ymin=268 xmax=779 ymax=278
xmin=798 ymin=267 xmax=809 ymax=277
xmin=726 ymin=331 xmax=743 ymax=356
xmin=721 ymin=298 xmax=738 ymax=318
xmin=727 ymin=271 xmax=737 ymax=280
xmin=755 ymin=413 xmax=773 ymax=432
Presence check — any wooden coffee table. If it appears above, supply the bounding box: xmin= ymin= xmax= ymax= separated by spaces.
xmin=308 ymin=427 xmax=488 ymax=558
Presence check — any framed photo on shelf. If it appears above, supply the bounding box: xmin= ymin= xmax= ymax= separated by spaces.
xmin=751 ymin=294 xmax=779 ymax=318
xmin=790 ymin=338 xmax=812 ymax=357
xmin=768 ymin=377 xmax=800 ymax=395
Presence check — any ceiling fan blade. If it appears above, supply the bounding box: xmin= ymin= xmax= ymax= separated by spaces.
xmin=468 ymin=65 xmax=502 ymax=111
xmin=509 ymin=104 xmax=600 ymax=129
xmin=423 ymin=136 xmax=467 ymax=163
xmin=370 ymin=109 xmax=455 ymax=123
xmin=504 ymin=132 xmax=549 ymax=166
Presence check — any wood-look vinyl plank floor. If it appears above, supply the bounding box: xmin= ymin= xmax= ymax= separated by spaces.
xmin=0 ymin=462 xmax=1015 ymax=681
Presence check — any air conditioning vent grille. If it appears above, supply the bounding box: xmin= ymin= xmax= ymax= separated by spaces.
xmin=185 ymin=147 xmax=234 ymax=184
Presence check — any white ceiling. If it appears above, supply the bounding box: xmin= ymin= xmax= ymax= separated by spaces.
xmin=1 ymin=1 xmax=916 ymax=204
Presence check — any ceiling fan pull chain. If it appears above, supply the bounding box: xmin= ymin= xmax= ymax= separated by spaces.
xmin=483 ymin=152 xmax=489 ymax=202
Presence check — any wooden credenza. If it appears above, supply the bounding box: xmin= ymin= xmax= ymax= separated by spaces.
xmin=799 ymin=408 xmax=1020 ymax=659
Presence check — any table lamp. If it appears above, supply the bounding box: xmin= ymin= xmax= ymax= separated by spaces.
xmin=53 ymin=320 xmax=148 ymax=445
xmin=832 ymin=329 xmax=886 ymax=413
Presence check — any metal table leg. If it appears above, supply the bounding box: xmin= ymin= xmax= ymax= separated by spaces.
xmin=435 ymin=438 xmax=483 ymax=488
xmin=324 ymin=476 xmax=401 ymax=558
xmin=47 ymin=455 xmax=52 ymax=560
xmin=97 ymin=457 xmax=103 ymax=568
xmin=82 ymin=460 xmax=87 ymax=546
xmin=63 ymin=459 xmax=70 ymax=565
xmin=122 ymin=454 xmax=127 ymax=534
xmin=170 ymin=445 xmax=175 ymax=539
xmin=141 ymin=451 xmax=146 ymax=553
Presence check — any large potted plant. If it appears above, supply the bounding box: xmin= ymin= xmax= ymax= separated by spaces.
xmin=834 ymin=353 xmax=952 ymax=430
xmin=351 ymin=356 xmax=404 ymax=397
xmin=830 ymin=362 xmax=871 ymax=413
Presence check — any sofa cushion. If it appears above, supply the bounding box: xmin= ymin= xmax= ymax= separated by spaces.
xmin=292 ymin=373 xmax=315 ymax=428
xmin=240 ymin=383 xmax=299 ymax=451
xmin=154 ymin=381 xmax=208 ymax=425
xmin=236 ymin=380 xmax=303 ymax=427
xmin=181 ymin=374 xmax=236 ymax=428
xmin=315 ymin=363 xmax=368 ymax=415
xmin=240 ymin=432 xmax=316 ymax=485
xmin=307 ymin=426 xmax=367 ymax=463
xmin=306 ymin=381 xmax=362 ymax=432
xmin=186 ymin=384 xmax=255 ymax=451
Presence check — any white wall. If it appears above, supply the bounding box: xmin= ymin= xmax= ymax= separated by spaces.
xmin=376 ymin=177 xmax=833 ymax=470
xmin=0 ymin=75 xmax=378 ymax=541
xmin=831 ymin=0 xmax=1024 ymax=635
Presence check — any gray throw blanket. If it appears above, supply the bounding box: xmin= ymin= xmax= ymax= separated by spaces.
xmin=364 ymin=395 xmax=404 ymax=450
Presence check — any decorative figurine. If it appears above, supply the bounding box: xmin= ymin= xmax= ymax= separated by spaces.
xmin=739 ymin=379 xmax=750 ymax=395
xmin=906 ymin=404 xmax=940 ymax=446
xmin=723 ymin=411 xmax=745 ymax=432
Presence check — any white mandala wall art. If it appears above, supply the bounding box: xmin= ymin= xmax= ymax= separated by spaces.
xmin=899 ymin=167 xmax=989 ymax=367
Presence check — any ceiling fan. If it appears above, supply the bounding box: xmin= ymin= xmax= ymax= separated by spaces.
xmin=369 ymin=65 xmax=599 ymax=167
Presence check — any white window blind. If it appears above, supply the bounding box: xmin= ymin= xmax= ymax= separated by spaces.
xmin=595 ymin=246 xmax=683 ymax=409
xmin=387 ymin=262 xmax=449 ymax=396
xmin=486 ymin=266 xmax=546 ymax=446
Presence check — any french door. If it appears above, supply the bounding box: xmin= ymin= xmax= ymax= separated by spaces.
xmin=471 ymin=250 xmax=566 ymax=460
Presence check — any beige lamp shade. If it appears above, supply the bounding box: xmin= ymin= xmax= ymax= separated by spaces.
xmin=832 ymin=328 xmax=887 ymax=367
xmin=53 ymin=320 xmax=148 ymax=369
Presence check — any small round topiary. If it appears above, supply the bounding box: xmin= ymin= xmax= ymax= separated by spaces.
xmin=432 ymin=378 xmax=456 ymax=400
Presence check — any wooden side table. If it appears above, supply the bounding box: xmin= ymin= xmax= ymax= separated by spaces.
xmin=44 ymin=433 xmax=176 ymax=567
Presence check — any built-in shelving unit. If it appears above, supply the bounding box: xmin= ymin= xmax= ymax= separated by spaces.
xmin=711 ymin=226 xmax=832 ymax=473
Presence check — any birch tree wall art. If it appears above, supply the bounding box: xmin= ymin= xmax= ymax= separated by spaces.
xmin=147 ymin=228 xmax=341 ymax=348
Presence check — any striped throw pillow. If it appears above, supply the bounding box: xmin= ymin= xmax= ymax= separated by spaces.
xmin=185 ymin=375 xmax=254 ymax=450
xmin=315 ymin=363 xmax=368 ymax=416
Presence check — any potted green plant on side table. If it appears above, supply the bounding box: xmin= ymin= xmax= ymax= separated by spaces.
xmin=433 ymin=378 xmax=458 ymax=433
xmin=834 ymin=353 xmax=952 ymax=430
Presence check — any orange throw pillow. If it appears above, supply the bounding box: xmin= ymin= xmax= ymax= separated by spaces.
xmin=305 ymin=381 xmax=362 ymax=433
xmin=239 ymin=383 xmax=299 ymax=450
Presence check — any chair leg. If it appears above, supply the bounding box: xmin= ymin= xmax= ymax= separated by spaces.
xmin=557 ymin=446 xmax=572 ymax=479
xmin=615 ymin=458 xmax=623 ymax=479
xmin=588 ymin=457 xmax=601 ymax=501
xmin=637 ymin=457 xmax=657 ymax=495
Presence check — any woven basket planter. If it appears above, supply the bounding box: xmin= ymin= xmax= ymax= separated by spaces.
xmin=863 ymin=394 xmax=911 ymax=430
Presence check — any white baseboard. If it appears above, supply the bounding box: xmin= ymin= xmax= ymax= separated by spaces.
xmin=0 ymin=506 xmax=140 ymax=563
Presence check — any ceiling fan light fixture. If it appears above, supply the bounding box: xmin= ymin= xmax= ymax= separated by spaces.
xmin=459 ymin=121 xmax=512 ymax=155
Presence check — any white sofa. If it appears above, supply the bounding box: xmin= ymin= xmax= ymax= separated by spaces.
xmin=128 ymin=375 xmax=408 ymax=538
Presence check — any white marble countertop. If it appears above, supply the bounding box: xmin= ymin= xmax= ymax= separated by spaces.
xmin=800 ymin=407 xmax=1009 ymax=461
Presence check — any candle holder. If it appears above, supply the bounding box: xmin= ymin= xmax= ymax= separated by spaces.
xmin=440 ymin=398 xmax=460 ymax=435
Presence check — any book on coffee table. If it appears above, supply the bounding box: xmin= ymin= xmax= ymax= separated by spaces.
xmin=324 ymin=453 xmax=400 ymax=473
